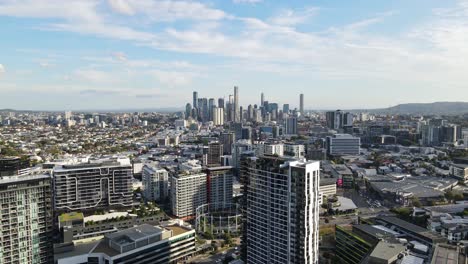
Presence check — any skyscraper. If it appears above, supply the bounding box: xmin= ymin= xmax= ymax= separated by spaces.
xmin=193 ymin=91 xmax=198 ymax=109
xmin=300 ymin=93 xmax=304 ymax=115
xmin=283 ymin=104 xmax=290 ymax=114
xmin=285 ymin=116 xmax=298 ymax=135
xmin=208 ymin=98 xmax=215 ymax=121
xmin=0 ymin=174 xmax=54 ymax=264
xmin=234 ymin=86 xmax=239 ymax=122
xmin=261 ymin=92 xmax=264 ymax=107
xmin=185 ymin=103 xmax=192 ymax=119
xmin=218 ymin=97 xmax=225 ymax=109
xmin=241 ymin=156 xmax=320 ymax=264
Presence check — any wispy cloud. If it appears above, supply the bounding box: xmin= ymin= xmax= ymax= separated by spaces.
xmin=233 ymin=0 xmax=262 ymax=4
xmin=269 ymin=7 xmax=319 ymax=26
xmin=0 ymin=64 xmax=5 ymax=75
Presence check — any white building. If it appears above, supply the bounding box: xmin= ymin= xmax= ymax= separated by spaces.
xmin=284 ymin=144 xmax=305 ymax=159
xmin=212 ymin=107 xmax=224 ymax=126
xmin=170 ymin=172 xmax=207 ymax=218
xmin=142 ymin=164 xmax=169 ymax=202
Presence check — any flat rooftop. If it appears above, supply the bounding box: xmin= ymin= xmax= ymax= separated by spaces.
xmin=431 ymin=244 xmax=460 ymax=264
xmin=166 ymin=225 xmax=191 ymax=236
xmin=106 ymin=224 xmax=164 ymax=245
xmin=370 ymin=241 xmax=405 ymax=261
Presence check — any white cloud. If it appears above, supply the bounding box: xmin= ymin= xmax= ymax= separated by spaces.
xmin=107 ymin=0 xmax=135 ymax=15
xmin=233 ymin=0 xmax=262 ymax=4
xmin=107 ymin=0 xmax=226 ymax=21
xmin=74 ymin=69 xmax=117 ymax=83
xmin=269 ymin=7 xmax=319 ymax=26
xmin=151 ymin=70 xmax=193 ymax=86
xmin=0 ymin=64 xmax=4 ymax=75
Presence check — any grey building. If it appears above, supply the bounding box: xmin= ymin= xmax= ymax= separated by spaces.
xmin=0 ymin=174 xmax=54 ymax=264
xmin=241 ymin=156 xmax=320 ymax=264
xmin=53 ymin=161 xmax=133 ymax=212
xmin=326 ymin=134 xmax=361 ymax=156
xmin=206 ymin=166 xmax=233 ymax=208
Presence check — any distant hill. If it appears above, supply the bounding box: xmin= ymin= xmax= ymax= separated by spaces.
xmin=357 ymin=102 xmax=468 ymax=115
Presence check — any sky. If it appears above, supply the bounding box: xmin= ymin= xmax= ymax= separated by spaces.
xmin=0 ymin=0 xmax=468 ymax=111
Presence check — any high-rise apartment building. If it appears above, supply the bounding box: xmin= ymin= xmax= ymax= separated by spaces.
xmin=53 ymin=160 xmax=133 ymax=212
xmin=241 ymin=156 xmax=320 ymax=264
xmin=285 ymin=116 xmax=298 ymax=135
xmin=170 ymin=172 xmax=207 ymax=218
xmin=206 ymin=166 xmax=233 ymax=209
xmin=142 ymin=164 xmax=169 ymax=202
xmin=206 ymin=142 xmax=223 ymax=167
xmin=220 ymin=132 xmax=235 ymax=155
xmin=0 ymin=174 xmax=54 ymax=264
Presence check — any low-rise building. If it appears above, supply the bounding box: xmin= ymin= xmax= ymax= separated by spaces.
xmin=56 ymin=224 xmax=196 ymax=264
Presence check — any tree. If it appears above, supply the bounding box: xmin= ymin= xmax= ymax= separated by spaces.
xmin=412 ymin=197 xmax=422 ymax=208
xmin=223 ymin=232 xmax=233 ymax=246
xmin=453 ymin=193 xmax=464 ymax=201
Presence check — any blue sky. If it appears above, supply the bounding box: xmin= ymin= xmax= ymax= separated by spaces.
xmin=0 ymin=0 xmax=467 ymax=111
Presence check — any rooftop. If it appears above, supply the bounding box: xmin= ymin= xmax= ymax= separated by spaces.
xmin=369 ymin=241 xmax=405 ymax=262
xmin=59 ymin=212 xmax=84 ymax=223
xmin=431 ymin=244 xmax=460 ymax=264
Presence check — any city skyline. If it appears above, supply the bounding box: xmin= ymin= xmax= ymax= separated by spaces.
xmin=1 ymin=0 xmax=468 ymax=110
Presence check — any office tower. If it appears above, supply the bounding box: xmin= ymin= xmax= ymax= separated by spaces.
xmin=285 ymin=116 xmax=298 ymax=135
xmin=239 ymin=106 xmax=244 ymax=122
xmin=283 ymin=104 xmax=290 ymax=114
xmin=234 ymin=86 xmax=239 ymax=122
xmin=253 ymin=109 xmax=262 ymax=123
xmin=0 ymin=174 xmax=54 ymax=264
xmin=343 ymin=112 xmax=354 ymax=126
xmin=326 ymin=134 xmax=361 ymax=155
xmin=0 ymin=156 xmax=30 ymax=177
xmin=53 ymin=160 xmax=133 ymax=212
xmin=247 ymin=104 xmax=254 ymax=121
xmin=208 ymin=98 xmax=215 ymax=121
xmin=201 ymin=98 xmax=209 ymax=122
xmin=232 ymin=122 xmax=243 ymax=141
xmin=193 ymin=91 xmax=198 ymax=108
xmin=64 ymin=224 xmax=196 ymax=264
xmin=170 ymin=172 xmax=207 ymax=218
xmin=227 ymin=95 xmax=235 ymax=122
xmin=218 ymin=97 xmax=225 ymax=109
xmin=326 ymin=110 xmax=342 ymax=130
xmin=185 ymin=103 xmax=192 ymax=120
xmin=241 ymin=156 xmax=320 ymax=264
xmin=242 ymin=127 xmax=252 ymax=141
xmin=142 ymin=164 xmax=169 ymax=202
xmin=206 ymin=166 xmax=233 ymax=208
xmin=212 ymin=107 xmax=224 ymax=126
xmin=260 ymin=92 xmax=264 ymax=107
xmin=206 ymin=142 xmax=224 ymax=167
xmin=300 ymin=93 xmax=304 ymax=115
xmin=220 ymin=132 xmax=235 ymax=155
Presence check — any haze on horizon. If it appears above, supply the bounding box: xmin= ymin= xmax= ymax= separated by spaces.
xmin=1 ymin=0 xmax=468 ymax=111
